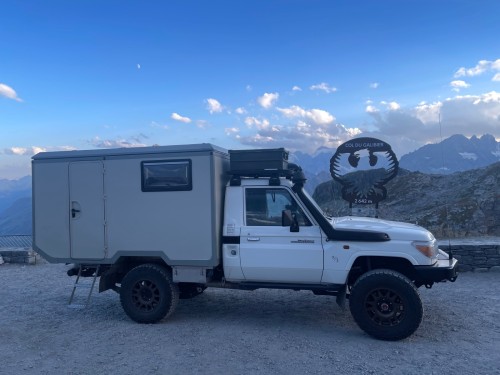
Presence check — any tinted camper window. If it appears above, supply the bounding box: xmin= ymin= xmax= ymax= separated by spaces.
xmin=141 ymin=160 xmax=192 ymax=192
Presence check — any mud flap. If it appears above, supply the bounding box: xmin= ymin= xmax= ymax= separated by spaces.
xmin=336 ymin=284 xmax=347 ymax=310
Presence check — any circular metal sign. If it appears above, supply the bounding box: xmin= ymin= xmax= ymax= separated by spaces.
xmin=330 ymin=137 xmax=399 ymax=205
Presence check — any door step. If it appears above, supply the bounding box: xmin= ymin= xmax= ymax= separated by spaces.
xmin=68 ymin=265 xmax=100 ymax=309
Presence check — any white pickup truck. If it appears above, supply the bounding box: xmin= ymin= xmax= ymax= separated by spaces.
xmin=32 ymin=144 xmax=458 ymax=340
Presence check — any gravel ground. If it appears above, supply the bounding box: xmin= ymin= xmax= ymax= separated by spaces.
xmin=1 ymin=260 xmax=499 ymax=375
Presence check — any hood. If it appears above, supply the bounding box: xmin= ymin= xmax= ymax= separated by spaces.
xmin=332 ymin=216 xmax=435 ymax=242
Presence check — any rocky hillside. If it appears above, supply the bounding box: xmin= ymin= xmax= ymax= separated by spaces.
xmin=313 ymin=162 xmax=500 ymax=238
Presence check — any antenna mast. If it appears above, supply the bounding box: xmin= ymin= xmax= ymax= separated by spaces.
xmin=439 ymin=112 xmax=453 ymax=262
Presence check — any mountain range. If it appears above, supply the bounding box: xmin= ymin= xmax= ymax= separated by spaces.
xmin=292 ymin=134 xmax=499 ymax=175
xmin=399 ymin=134 xmax=499 ymax=174
xmin=0 ymin=134 xmax=498 ymax=236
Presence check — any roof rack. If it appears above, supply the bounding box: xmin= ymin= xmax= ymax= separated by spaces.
xmin=228 ymin=163 xmax=305 ymax=186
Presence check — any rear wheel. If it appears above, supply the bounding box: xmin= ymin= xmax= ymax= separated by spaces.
xmin=120 ymin=264 xmax=179 ymax=323
xmin=349 ymin=269 xmax=423 ymax=341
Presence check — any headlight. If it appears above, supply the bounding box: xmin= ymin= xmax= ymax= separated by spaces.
xmin=412 ymin=240 xmax=438 ymax=258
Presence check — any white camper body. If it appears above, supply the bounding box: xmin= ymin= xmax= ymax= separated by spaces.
xmin=32 ymin=143 xmax=458 ymax=341
xmin=32 ymin=144 xmax=229 ymax=266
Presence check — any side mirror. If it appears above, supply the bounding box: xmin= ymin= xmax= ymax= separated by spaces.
xmin=282 ymin=209 xmax=299 ymax=232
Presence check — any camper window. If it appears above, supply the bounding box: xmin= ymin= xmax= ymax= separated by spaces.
xmin=141 ymin=159 xmax=192 ymax=192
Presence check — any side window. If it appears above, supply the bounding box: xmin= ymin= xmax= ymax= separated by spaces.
xmin=245 ymin=188 xmax=311 ymax=227
xmin=141 ymin=160 xmax=192 ymax=192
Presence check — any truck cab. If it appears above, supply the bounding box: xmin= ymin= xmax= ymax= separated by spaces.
xmin=221 ymin=168 xmax=456 ymax=289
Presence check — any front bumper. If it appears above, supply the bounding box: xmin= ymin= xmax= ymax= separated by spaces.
xmin=413 ymin=258 xmax=458 ymax=285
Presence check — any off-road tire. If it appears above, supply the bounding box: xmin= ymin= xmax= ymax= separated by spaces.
xmin=120 ymin=264 xmax=179 ymax=323
xmin=349 ymin=269 xmax=423 ymax=341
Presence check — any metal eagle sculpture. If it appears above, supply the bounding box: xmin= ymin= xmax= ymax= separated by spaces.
xmin=330 ymin=137 xmax=399 ymax=206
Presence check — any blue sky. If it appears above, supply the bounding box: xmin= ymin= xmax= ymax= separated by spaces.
xmin=1 ymin=0 xmax=499 ymax=179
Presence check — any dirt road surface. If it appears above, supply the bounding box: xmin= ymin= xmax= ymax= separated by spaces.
xmin=1 ymin=260 xmax=499 ymax=375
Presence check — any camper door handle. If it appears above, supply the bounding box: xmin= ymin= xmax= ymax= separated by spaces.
xmin=71 ymin=208 xmax=80 ymax=218
xmin=247 ymin=237 xmax=260 ymax=241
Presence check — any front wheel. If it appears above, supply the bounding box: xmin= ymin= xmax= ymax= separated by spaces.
xmin=120 ymin=264 xmax=179 ymax=323
xmin=349 ymin=269 xmax=423 ymax=341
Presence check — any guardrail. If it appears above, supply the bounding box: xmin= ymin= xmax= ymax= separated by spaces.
xmin=0 ymin=235 xmax=32 ymax=248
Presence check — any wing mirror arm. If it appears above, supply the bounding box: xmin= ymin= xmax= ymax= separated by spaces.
xmin=282 ymin=209 xmax=300 ymax=232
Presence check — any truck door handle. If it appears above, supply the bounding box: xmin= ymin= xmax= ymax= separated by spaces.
xmin=71 ymin=208 xmax=80 ymax=218
xmin=247 ymin=237 xmax=260 ymax=241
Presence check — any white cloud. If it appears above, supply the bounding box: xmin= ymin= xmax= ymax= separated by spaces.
xmin=366 ymin=101 xmax=399 ymax=113
xmin=246 ymin=85 xmax=252 ymax=92
xmin=235 ymin=107 xmax=247 ymax=114
xmin=236 ymin=120 xmax=361 ymax=153
xmin=229 ymin=105 xmax=360 ymax=153
xmin=3 ymin=145 xmax=74 ymax=156
xmin=380 ymin=101 xmax=401 ymax=111
xmin=454 ymin=59 xmax=500 ymax=78
xmin=171 ymin=112 xmax=192 ymax=123
xmin=370 ymin=82 xmax=380 ymax=89
xmin=32 ymin=146 xmax=47 ymax=155
xmin=473 ymin=90 xmax=500 ymax=103
xmin=90 ymin=136 xmax=147 ymax=149
xmin=365 ymin=105 xmax=379 ymax=113
xmin=450 ymin=80 xmax=471 ymax=92
xmin=344 ymin=125 xmax=363 ymax=138
xmin=4 ymin=147 xmax=28 ymax=155
xmin=309 ymin=82 xmax=337 ymax=94
xmin=365 ymin=91 xmax=500 ymax=151
xmin=257 ymin=92 xmax=279 ymax=109
xmin=205 ymin=98 xmax=223 ymax=114
xmin=277 ymin=105 xmax=306 ymax=118
xmin=225 ymin=127 xmax=240 ymax=135
xmin=493 ymin=73 xmax=500 ymax=82
xmin=0 ymin=83 xmax=22 ymax=102
xmin=292 ymin=86 xmax=302 ymax=91
xmin=58 ymin=146 xmax=78 ymax=152
xmin=14 ymin=146 xmax=46 ymax=155
xmin=245 ymin=117 xmax=270 ymax=130
xmin=388 ymin=102 xmax=400 ymax=111
xmin=307 ymin=109 xmax=335 ymax=126
xmin=277 ymin=105 xmax=334 ymax=126
xmin=414 ymin=101 xmax=442 ymax=124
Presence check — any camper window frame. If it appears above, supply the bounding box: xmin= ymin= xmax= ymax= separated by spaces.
xmin=141 ymin=159 xmax=193 ymax=192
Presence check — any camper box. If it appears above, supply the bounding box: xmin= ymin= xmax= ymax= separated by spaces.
xmin=32 ymin=144 xmax=229 ymax=266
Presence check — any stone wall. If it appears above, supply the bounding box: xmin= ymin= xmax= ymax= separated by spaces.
xmin=438 ymin=239 xmax=500 ymax=272
xmin=0 ymin=248 xmax=37 ymax=264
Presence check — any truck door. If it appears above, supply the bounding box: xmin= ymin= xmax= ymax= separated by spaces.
xmin=239 ymin=187 xmax=323 ymax=283
xmin=69 ymin=161 xmax=105 ymax=260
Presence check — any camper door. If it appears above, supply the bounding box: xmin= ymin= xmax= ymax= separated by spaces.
xmin=69 ymin=161 xmax=106 ymax=260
